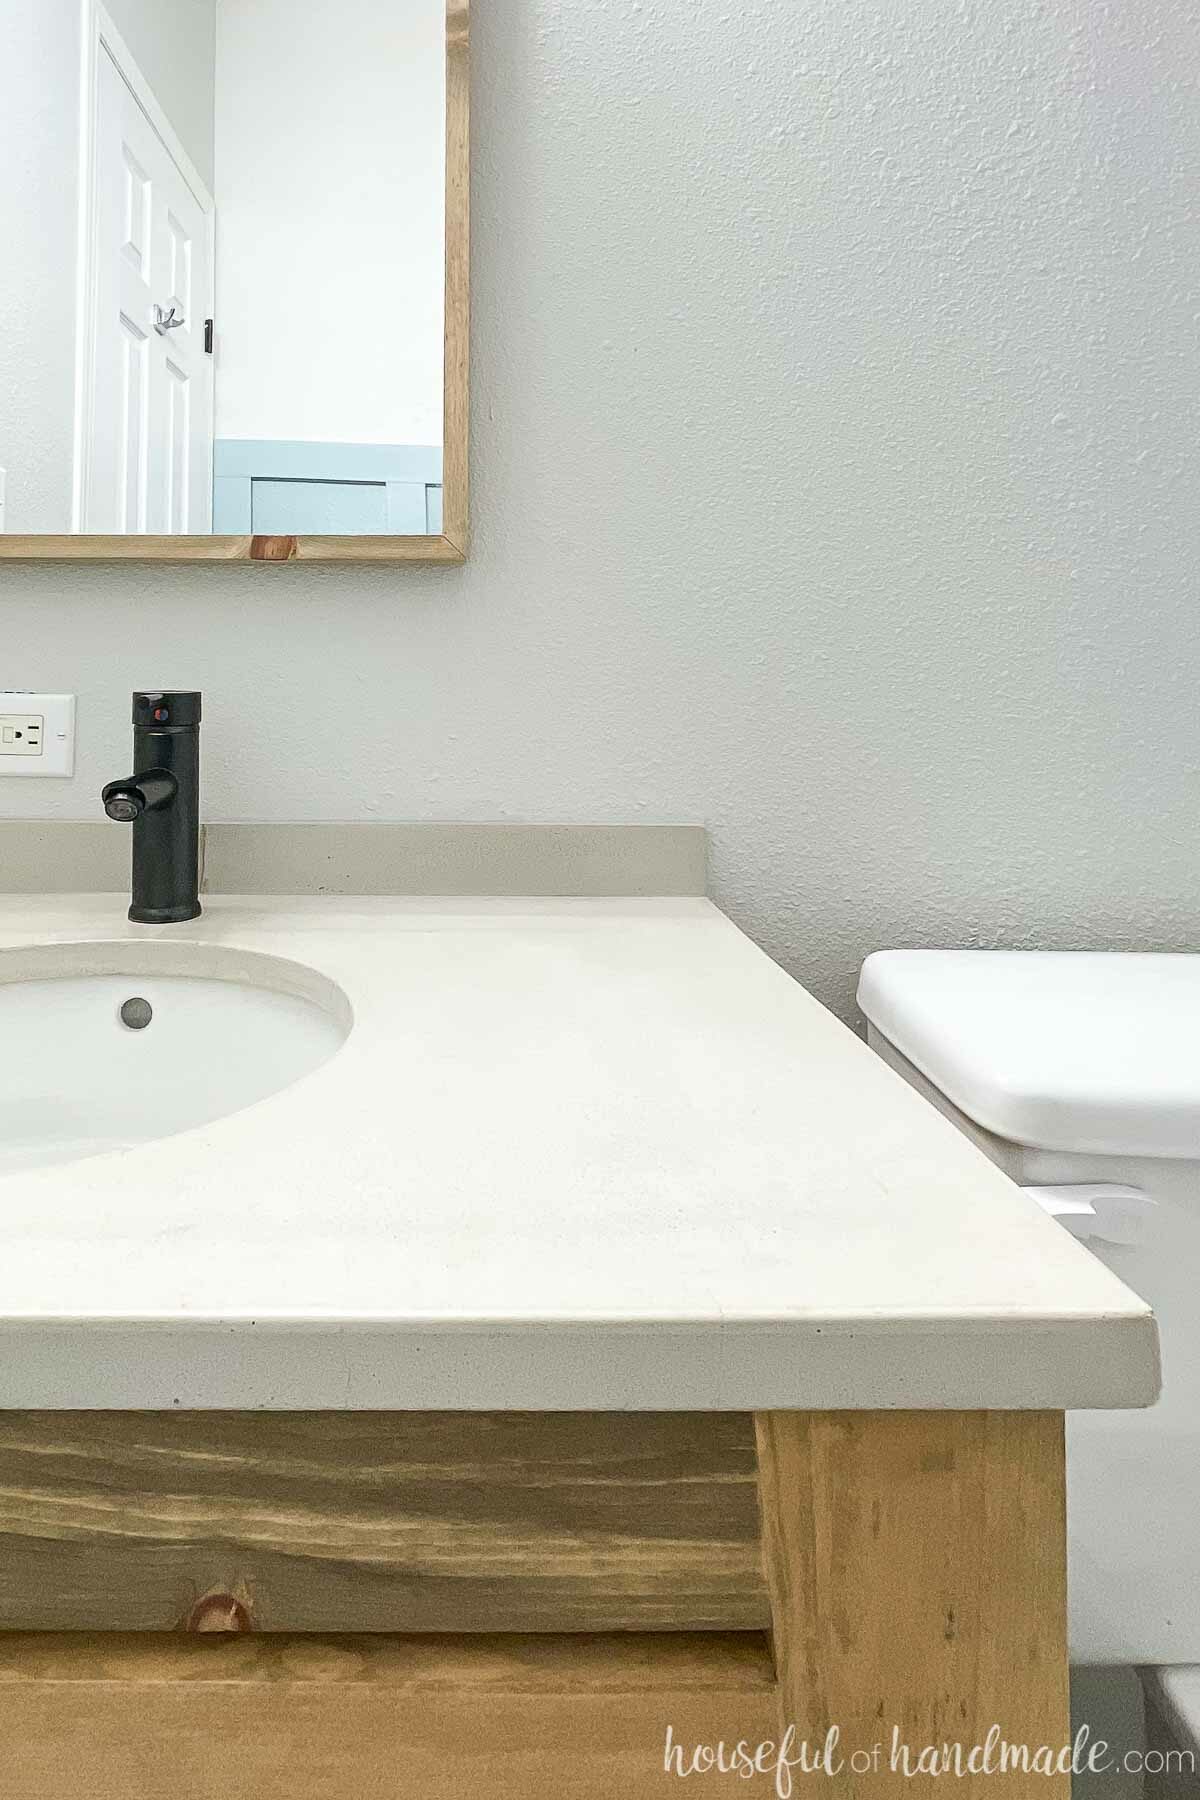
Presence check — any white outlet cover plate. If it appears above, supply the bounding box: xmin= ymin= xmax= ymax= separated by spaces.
xmin=0 ymin=693 xmax=76 ymax=777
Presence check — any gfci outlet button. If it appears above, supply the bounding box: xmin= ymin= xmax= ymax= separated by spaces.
xmin=0 ymin=693 xmax=76 ymax=777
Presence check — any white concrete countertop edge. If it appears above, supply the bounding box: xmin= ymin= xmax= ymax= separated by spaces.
xmin=0 ymin=1317 xmax=1157 ymax=1412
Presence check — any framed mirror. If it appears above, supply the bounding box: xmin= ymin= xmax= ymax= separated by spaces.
xmin=0 ymin=1 xmax=468 ymax=565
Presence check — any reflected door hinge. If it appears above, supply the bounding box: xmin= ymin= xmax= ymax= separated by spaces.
xmin=204 ymin=319 xmax=214 ymax=355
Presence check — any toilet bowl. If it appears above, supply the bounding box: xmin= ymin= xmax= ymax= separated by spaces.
xmin=858 ymin=951 xmax=1200 ymax=1786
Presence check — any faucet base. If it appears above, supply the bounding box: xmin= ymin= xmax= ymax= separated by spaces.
xmin=129 ymin=901 xmax=203 ymax=926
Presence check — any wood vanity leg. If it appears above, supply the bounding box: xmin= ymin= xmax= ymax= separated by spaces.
xmin=754 ymin=1411 xmax=1070 ymax=1796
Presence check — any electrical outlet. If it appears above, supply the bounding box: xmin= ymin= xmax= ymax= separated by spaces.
xmin=0 ymin=714 xmax=43 ymax=755
xmin=0 ymin=693 xmax=75 ymax=777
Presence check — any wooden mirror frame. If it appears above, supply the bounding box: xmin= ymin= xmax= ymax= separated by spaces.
xmin=1 ymin=1 xmax=468 ymax=568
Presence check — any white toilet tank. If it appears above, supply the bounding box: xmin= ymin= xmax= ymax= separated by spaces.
xmin=858 ymin=950 xmax=1200 ymax=1670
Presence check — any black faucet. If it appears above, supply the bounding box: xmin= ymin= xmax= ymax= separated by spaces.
xmin=102 ymin=691 xmax=202 ymax=924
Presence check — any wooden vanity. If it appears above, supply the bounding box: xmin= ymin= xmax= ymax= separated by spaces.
xmin=0 ymin=894 xmax=1159 ymax=1794
xmin=0 ymin=1408 xmax=1067 ymax=1796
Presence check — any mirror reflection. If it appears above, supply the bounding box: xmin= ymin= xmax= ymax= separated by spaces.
xmin=3 ymin=2 xmax=447 ymax=538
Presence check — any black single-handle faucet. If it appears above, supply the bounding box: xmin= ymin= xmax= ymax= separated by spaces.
xmin=102 ymin=691 xmax=202 ymax=924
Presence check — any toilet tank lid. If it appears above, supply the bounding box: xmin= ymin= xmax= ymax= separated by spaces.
xmin=857 ymin=950 xmax=1200 ymax=1160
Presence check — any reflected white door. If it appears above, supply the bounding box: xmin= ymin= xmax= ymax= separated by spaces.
xmin=81 ymin=47 xmax=214 ymax=533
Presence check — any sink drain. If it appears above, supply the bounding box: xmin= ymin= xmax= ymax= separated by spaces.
xmin=119 ymin=997 xmax=153 ymax=1031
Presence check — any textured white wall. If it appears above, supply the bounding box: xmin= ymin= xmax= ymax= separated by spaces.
xmin=2 ymin=0 xmax=1198 ymax=1019
xmin=213 ymin=0 xmax=445 ymax=445
xmin=0 ymin=3 xmax=82 ymax=534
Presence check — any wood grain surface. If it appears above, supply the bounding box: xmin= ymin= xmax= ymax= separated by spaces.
xmin=438 ymin=0 xmax=470 ymax=555
xmin=0 ymin=1631 xmax=778 ymax=1799
xmin=755 ymin=1410 xmax=1070 ymax=1797
xmin=0 ymin=1411 xmax=767 ymax=1633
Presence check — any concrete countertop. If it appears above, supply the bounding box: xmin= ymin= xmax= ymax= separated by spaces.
xmin=0 ymin=894 xmax=1159 ymax=1410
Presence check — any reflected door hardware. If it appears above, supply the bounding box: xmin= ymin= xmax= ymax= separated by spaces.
xmin=153 ymin=303 xmax=185 ymax=336
xmin=0 ymin=692 xmax=76 ymax=778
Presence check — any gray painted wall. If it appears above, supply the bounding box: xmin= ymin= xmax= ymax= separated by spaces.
xmin=2 ymin=0 xmax=1197 ymax=1019
xmin=107 ymin=0 xmax=217 ymax=190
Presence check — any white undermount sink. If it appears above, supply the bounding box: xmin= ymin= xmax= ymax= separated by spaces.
xmin=0 ymin=942 xmax=351 ymax=1176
